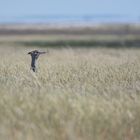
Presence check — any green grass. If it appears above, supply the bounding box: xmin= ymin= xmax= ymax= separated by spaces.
xmin=0 ymin=46 xmax=140 ymax=140
xmin=1 ymin=24 xmax=140 ymax=48
xmin=16 ymin=38 xmax=140 ymax=47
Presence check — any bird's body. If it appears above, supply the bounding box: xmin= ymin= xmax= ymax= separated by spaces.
xmin=28 ymin=50 xmax=46 ymax=72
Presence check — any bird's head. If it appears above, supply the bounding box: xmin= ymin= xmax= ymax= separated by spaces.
xmin=28 ymin=50 xmax=39 ymax=55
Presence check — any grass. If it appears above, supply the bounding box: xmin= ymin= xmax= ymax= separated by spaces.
xmin=16 ymin=38 xmax=140 ymax=47
xmin=0 ymin=46 xmax=140 ymax=140
xmin=1 ymin=24 xmax=140 ymax=48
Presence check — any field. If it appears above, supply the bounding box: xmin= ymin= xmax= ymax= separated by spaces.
xmin=0 ymin=24 xmax=140 ymax=140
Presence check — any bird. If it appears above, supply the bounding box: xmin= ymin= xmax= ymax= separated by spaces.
xmin=28 ymin=50 xmax=46 ymax=72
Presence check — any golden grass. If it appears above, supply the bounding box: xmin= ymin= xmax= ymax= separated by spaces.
xmin=0 ymin=46 xmax=140 ymax=140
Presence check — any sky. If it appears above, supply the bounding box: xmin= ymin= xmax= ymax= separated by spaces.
xmin=0 ymin=0 xmax=140 ymax=23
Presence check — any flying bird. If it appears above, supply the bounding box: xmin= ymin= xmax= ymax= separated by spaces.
xmin=28 ymin=50 xmax=46 ymax=72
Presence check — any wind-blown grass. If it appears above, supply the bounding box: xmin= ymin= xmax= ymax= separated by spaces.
xmin=0 ymin=46 xmax=140 ymax=140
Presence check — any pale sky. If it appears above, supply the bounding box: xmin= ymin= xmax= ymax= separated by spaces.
xmin=0 ymin=0 xmax=139 ymax=22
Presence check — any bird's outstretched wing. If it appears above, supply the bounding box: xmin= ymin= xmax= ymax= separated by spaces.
xmin=38 ymin=51 xmax=46 ymax=55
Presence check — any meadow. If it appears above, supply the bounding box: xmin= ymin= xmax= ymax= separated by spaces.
xmin=0 ymin=24 xmax=140 ymax=140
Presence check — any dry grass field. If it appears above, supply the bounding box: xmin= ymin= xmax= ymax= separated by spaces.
xmin=0 ymin=46 xmax=140 ymax=140
xmin=0 ymin=24 xmax=140 ymax=140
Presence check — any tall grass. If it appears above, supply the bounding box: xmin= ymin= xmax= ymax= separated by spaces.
xmin=0 ymin=46 xmax=140 ymax=140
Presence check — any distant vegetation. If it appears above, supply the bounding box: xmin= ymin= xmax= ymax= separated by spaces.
xmin=17 ymin=38 xmax=140 ymax=47
xmin=0 ymin=24 xmax=140 ymax=48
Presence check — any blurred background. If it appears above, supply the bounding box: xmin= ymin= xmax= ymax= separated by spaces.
xmin=0 ymin=0 xmax=140 ymax=48
xmin=0 ymin=0 xmax=140 ymax=24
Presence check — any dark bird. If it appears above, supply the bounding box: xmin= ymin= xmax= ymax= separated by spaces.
xmin=28 ymin=50 xmax=46 ymax=72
